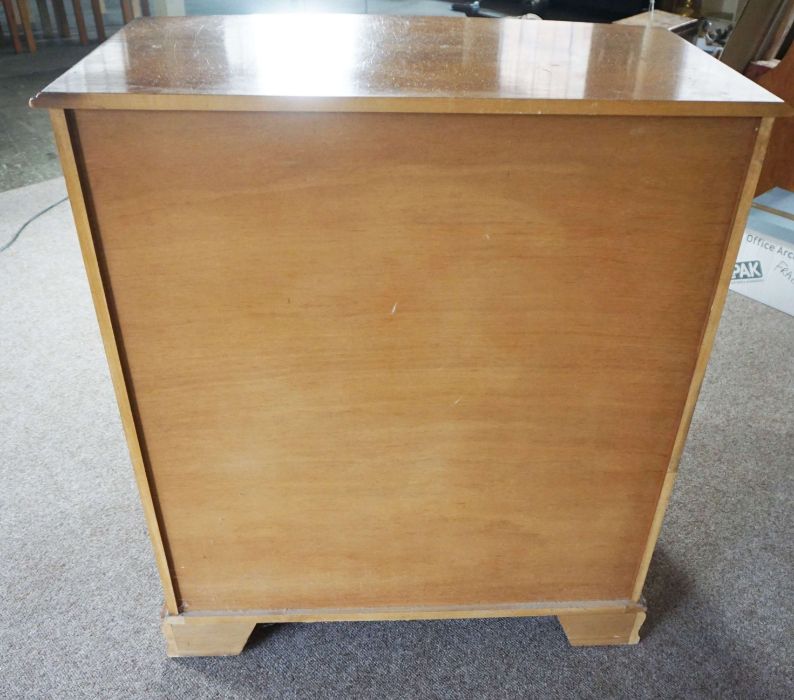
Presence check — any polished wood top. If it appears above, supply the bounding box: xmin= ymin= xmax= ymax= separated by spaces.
xmin=31 ymin=14 xmax=789 ymax=116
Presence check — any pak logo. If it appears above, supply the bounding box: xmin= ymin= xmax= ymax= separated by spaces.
xmin=732 ymin=260 xmax=763 ymax=281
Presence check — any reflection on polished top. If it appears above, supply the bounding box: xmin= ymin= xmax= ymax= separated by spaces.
xmin=31 ymin=14 xmax=788 ymax=116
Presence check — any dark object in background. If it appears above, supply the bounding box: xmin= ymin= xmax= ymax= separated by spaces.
xmin=552 ymin=0 xmax=647 ymax=21
xmin=451 ymin=1 xmax=645 ymax=22
xmin=671 ymin=0 xmax=702 ymax=17
xmin=451 ymin=1 xmax=510 ymax=18
xmin=451 ymin=0 xmax=549 ymax=18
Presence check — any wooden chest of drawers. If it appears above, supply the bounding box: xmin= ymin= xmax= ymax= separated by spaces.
xmin=32 ymin=14 xmax=787 ymax=655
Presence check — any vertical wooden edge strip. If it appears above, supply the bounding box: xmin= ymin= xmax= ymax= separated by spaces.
xmin=666 ymin=117 xmax=774 ymax=477
xmin=630 ymin=471 xmax=678 ymax=602
xmin=630 ymin=116 xmax=775 ymax=602
xmin=49 ymin=108 xmax=180 ymax=615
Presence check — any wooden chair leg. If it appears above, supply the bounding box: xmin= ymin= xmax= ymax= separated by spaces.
xmin=90 ymin=0 xmax=104 ymax=40
xmin=35 ymin=0 xmax=53 ymax=37
xmin=51 ymin=0 xmax=69 ymax=37
xmin=162 ymin=617 xmax=256 ymax=657
xmin=71 ymin=0 xmax=87 ymax=44
xmin=558 ymin=609 xmax=646 ymax=646
xmin=1 ymin=0 xmax=21 ymax=52
xmin=120 ymin=0 xmax=133 ymax=24
xmin=15 ymin=0 xmax=35 ymax=52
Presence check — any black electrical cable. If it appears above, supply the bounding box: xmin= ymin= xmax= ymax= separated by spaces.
xmin=0 ymin=196 xmax=68 ymax=253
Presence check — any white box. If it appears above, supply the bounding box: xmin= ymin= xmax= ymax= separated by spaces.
xmin=730 ymin=187 xmax=794 ymax=317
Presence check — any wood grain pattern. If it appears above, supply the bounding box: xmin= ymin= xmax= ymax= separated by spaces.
xmin=51 ymin=0 xmax=70 ymax=38
xmin=164 ymin=600 xmax=646 ymax=651
xmin=90 ymin=0 xmax=105 ymax=42
xmin=69 ymin=108 xmax=758 ymax=613
xmin=167 ymin=600 xmax=641 ymax=623
xmin=29 ymin=15 xmax=789 ymax=116
xmin=721 ymin=0 xmax=789 ymax=73
xmin=120 ymin=0 xmax=133 ymax=24
xmin=71 ymin=0 xmax=87 ymax=45
xmin=558 ymin=608 xmax=646 ymax=646
xmin=50 ymin=109 xmax=180 ymax=614
xmin=35 ymin=0 xmax=53 ymax=38
xmin=162 ymin=617 xmax=255 ymax=657
xmin=15 ymin=0 xmax=35 ymax=53
xmin=630 ymin=116 xmax=774 ymax=601
xmin=1 ymin=0 xmax=22 ymax=53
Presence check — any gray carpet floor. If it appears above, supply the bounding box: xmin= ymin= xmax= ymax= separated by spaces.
xmin=1 ymin=177 xmax=792 ymax=699
xmin=0 ymin=46 xmax=95 ymax=190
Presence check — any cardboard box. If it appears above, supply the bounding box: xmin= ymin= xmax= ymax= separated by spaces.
xmin=730 ymin=187 xmax=794 ymax=316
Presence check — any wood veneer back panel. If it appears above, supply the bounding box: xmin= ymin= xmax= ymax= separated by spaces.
xmin=73 ymin=110 xmax=756 ymax=611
